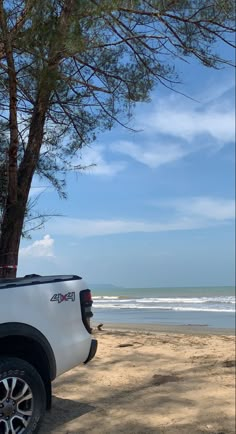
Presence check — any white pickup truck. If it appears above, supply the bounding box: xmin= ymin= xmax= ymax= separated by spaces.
xmin=0 ymin=274 xmax=97 ymax=434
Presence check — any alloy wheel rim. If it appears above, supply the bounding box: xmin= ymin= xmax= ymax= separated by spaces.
xmin=0 ymin=377 xmax=33 ymax=434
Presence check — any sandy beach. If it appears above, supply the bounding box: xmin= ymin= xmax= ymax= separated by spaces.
xmin=41 ymin=325 xmax=235 ymax=434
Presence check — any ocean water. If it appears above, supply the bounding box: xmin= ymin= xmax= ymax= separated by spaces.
xmin=90 ymin=286 xmax=235 ymax=329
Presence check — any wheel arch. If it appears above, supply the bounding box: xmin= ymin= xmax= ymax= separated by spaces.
xmin=0 ymin=322 xmax=57 ymax=409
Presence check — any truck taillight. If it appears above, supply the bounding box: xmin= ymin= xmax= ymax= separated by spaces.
xmin=80 ymin=289 xmax=93 ymax=333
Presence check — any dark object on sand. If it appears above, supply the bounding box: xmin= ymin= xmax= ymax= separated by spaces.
xmin=97 ymin=323 xmax=104 ymax=331
xmin=117 ymin=343 xmax=134 ymax=348
xmin=222 ymin=360 xmax=235 ymax=368
xmin=152 ymin=374 xmax=180 ymax=386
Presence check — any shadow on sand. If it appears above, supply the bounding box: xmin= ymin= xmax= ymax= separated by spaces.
xmin=40 ymin=396 xmax=96 ymax=433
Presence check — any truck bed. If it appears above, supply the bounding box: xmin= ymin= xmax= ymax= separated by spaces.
xmin=0 ymin=274 xmax=82 ymax=289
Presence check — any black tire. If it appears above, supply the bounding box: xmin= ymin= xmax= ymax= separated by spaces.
xmin=0 ymin=357 xmax=46 ymax=434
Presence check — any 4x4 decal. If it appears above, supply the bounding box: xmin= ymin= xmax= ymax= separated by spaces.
xmin=50 ymin=292 xmax=75 ymax=303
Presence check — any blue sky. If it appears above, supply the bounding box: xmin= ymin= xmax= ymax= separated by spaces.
xmin=18 ymin=48 xmax=235 ymax=288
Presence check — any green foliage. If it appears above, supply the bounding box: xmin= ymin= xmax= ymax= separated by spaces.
xmin=0 ymin=0 xmax=235 ymax=209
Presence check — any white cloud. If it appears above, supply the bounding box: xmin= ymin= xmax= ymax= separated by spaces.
xmin=173 ymin=197 xmax=235 ymax=221
xmin=29 ymin=187 xmax=47 ymax=198
xmin=20 ymin=234 xmax=54 ymax=257
xmin=77 ymin=145 xmax=126 ymax=176
xmin=47 ymin=217 xmax=201 ymax=237
xmin=109 ymin=84 xmax=235 ymax=169
xmin=67 ymin=82 xmax=235 ymax=174
xmin=113 ymin=140 xmax=187 ymax=168
xmin=137 ymin=96 xmax=235 ymax=144
xmin=199 ymin=80 xmax=235 ymax=105
xmin=47 ymin=197 xmax=235 ymax=238
xmin=29 ymin=177 xmax=53 ymax=198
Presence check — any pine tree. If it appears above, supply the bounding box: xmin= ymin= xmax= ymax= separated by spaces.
xmin=0 ymin=0 xmax=235 ymax=277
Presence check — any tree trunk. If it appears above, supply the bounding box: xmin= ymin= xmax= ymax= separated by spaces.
xmin=0 ymin=95 xmax=50 ymax=278
xmin=0 ymin=1 xmax=19 ymax=278
xmin=0 ymin=108 xmax=48 ymax=277
xmin=0 ymin=0 xmax=76 ymax=278
xmin=0 ymin=202 xmax=25 ymax=278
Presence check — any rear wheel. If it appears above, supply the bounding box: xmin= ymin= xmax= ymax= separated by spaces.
xmin=0 ymin=357 xmax=46 ymax=434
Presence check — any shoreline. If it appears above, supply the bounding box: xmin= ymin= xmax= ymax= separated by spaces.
xmin=93 ymin=307 xmax=235 ymax=330
xmin=93 ymin=321 xmax=235 ymax=335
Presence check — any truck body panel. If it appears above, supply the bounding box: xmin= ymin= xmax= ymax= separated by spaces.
xmin=0 ymin=275 xmax=93 ymax=376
